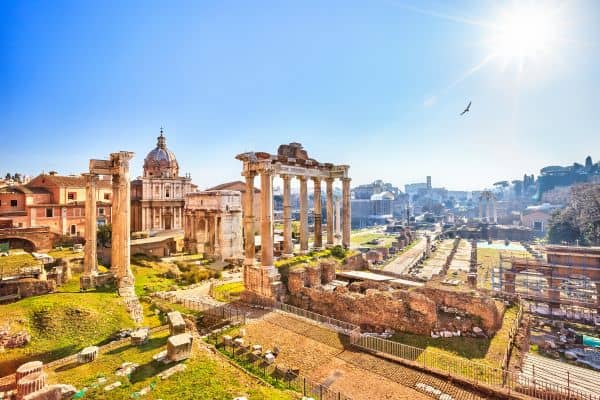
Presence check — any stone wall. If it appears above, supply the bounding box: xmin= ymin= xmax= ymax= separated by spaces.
xmin=286 ymin=260 xmax=504 ymax=336
xmin=342 ymin=253 xmax=368 ymax=271
xmin=0 ymin=279 xmax=56 ymax=299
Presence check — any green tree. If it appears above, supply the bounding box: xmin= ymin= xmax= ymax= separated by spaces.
xmin=547 ymin=209 xmax=581 ymax=245
xmin=97 ymin=224 xmax=112 ymax=247
xmin=546 ymin=184 xmax=600 ymax=245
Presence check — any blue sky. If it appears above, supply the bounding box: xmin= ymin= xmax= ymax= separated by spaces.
xmin=1 ymin=0 xmax=599 ymax=190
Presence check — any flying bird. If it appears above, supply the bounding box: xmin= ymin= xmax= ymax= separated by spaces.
xmin=460 ymin=101 xmax=471 ymax=116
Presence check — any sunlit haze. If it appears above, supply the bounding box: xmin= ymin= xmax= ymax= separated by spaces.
xmin=2 ymin=0 xmax=599 ymax=190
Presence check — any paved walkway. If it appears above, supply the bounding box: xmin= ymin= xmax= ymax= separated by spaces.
xmin=383 ymin=237 xmax=426 ymax=275
xmin=520 ymin=353 xmax=600 ymax=398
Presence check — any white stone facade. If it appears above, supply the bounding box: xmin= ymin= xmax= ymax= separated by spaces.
xmin=183 ymin=190 xmax=243 ymax=261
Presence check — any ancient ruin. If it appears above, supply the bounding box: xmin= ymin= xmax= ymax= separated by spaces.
xmin=81 ymin=151 xmax=143 ymax=322
xmin=478 ymin=190 xmax=497 ymax=223
xmin=183 ymin=190 xmax=243 ymax=262
xmin=236 ymin=143 xmax=351 ymax=300
xmin=287 ymin=260 xmax=503 ymax=335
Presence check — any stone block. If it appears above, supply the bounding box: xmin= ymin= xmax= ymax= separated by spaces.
xmin=167 ymin=311 xmax=186 ymax=336
xmin=167 ymin=333 xmax=193 ymax=362
xmin=77 ymin=346 xmax=99 ymax=363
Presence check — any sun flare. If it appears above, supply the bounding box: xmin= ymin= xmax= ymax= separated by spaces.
xmin=488 ymin=4 xmax=561 ymax=66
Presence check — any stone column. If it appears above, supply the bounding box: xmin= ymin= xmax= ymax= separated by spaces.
xmin=335 ymin=198 xmax=341 ymax=241
xmin=486 ymin=200 xmax=491 ymax=223
xmin=260 ymin=170 xmax=274 ymax=267
xmin=282 ymin=175 xmax=293 ymax=256
xmin=82 ymin=173 xmax=98 ymax=287
xmin=298 ymin=176 xmax=308 ymax=253
xmin=342 ymin=177 xmax=351 ymax=248
xmin=493 ymin=198 xmax=498 ymax=224
xmin=111 ymin=152 xmax=135 ymax=291
xmin=325 ymin=178 xmax=334 ymax=247
xmin=312 ymin=178 xmax=322 ymax=249
xmin=479 ymin=199 xmax=483 ymax=220
xmin=243 ymin=172 xmax=256 ymax=266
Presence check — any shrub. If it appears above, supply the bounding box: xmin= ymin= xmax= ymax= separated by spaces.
xmin=330 ymin=245 xmax=346 ymax=259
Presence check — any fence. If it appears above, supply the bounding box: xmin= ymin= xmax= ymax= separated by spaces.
xmin=177 ymin=297 xmax=247 ymax=328
xmin=207 ymin=332 xmax=352 ymax=400
xmin=245 ymin=296 xmax=599 ymax=400
xmin=247 ymin=296 xmax=359 ymax=334
xmin=350 ymin=330 xmax=600 ymax=400
xmin=502 ymin=301 xmax=523 ymax=371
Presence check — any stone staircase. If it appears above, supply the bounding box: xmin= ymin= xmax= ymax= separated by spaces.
xmin=118 ymin=285 xmax=144 ymax=324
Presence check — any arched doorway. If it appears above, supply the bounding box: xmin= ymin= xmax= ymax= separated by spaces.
xmin=0 ymin=237 xmax=36 ymax=252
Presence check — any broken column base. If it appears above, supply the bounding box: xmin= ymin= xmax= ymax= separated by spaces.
xmin=242 ymin=265 xmax=284 ymax=302
xmin=80 ymin=272 xmax=114 ymax=290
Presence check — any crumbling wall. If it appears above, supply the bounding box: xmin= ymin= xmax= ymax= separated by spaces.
xmin=289 ymin=285 xmax=437 ymax=334
xmin=286 ymin=260 xmax=504 ymax=336
xmin=343 ymin=253 xmax=368 ymax=270
xmin=418 ymin=287 xmax=504 ymax=333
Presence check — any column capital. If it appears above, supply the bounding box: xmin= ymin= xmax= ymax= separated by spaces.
xmin=341 ymin=177 xmax=352 ymax=183
xmin=242 ymin=170 xmax=257 ymax=179
xmin=311 ymin=177 xmax=322 ymax=185
xmin=82 ymin=173 xmax=99 ymax=182
xmin=297 ymin=175 xmax=308 ymax=182
xmin=325 ymin=177 xmax=335 ymax=184
xmin=280 ymin=174 xmax=292 ymax=181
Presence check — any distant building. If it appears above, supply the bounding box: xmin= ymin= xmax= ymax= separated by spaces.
xmin=207 ymin=180 xmax=261 ymax=234
xmin=131 ymin=130 xmax=196 ymax=232
xmin=0 ymin=171 xmax=112 ymax=238
xmin=521 ymin=203 xmax=562 ymax=234
xmin=351 ymin=180 xmax=406 ymax=227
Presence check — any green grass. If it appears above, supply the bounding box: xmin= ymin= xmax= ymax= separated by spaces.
xmin=46 ymin=330 xmax=297 ymax=400
xmin=391 ymin=305 xmax=519 ymax=368
xmin=48 ymin=249 xmax=82 ymax=259
xmin=477 ymin=248 xmax=529 ymax=290
xmin=350 ymin=231 xmax=397 ymax=249
xmin=131 ymin=256 xmax=179 ymax=296
xmin=0 ymin=253 xmax=39 ymax=274
xmin=0 ymin=292 xmax=137 ymax=375
xmin=213 ymin=281 xmax=245 ymax=302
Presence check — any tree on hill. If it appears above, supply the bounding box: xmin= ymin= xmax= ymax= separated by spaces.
xmin=547 ymin=184 xmax=600 ymax=245
xmin=97 ymin=224 xmax=112 ymax=247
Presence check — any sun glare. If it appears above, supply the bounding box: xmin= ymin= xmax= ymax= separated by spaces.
xmin=489 ymin=4 xmax=560 ymax=66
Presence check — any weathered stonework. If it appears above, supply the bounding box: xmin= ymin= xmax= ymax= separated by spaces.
xmin=286 ymin=261 xmax=504 ymax=336
xmin=183 ymin=190 xmax=243 ymax=262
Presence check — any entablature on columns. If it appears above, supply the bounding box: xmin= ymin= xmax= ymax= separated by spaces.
xmin=236 ymin=153 xmax=349 ymax=180
xmin=89 ymin=151 xmax=135 ymax=176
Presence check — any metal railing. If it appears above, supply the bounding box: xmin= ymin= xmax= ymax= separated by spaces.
xmin=246 ymin=296 xmax=600 ymax=400
xmin=207 ymin=332 xmax=352 ymax=400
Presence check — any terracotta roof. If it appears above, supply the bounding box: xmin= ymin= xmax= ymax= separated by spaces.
xmin=0 ymin=185 xmax=50 ymax=195
xmin=207 ymin=181 xmax=260 ymax=193
xmin=27 ymin=174 xmax=112 ymax=189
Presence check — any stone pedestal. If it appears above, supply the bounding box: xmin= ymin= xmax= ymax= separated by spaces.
xmin=17 ymin=372 xmax=47 ymax=400
xmin=167 ymin=311 xmax=186 ymax=336
xmin=77 ymin=346 xmax=99 ymax=363
xmin=167 ymin=333 xmax=193 ymax=362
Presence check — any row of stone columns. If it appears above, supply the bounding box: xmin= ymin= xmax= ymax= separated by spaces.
xmin=479 ymin=197 xmax=497 ymax=224
xmin=243 ymin=171 xmax=351 ymax=269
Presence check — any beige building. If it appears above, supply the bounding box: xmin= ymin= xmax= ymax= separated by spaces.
xmin=183 ymin=190 xmax=243 ymax=261
xmin=207 ymin=181 xmax=260 ymax=233
xmin=131 ymin=130 xmax=196 ymax=232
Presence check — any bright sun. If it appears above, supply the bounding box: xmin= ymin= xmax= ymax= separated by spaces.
xmin=488 ymin=4 xmax=561 ymax=67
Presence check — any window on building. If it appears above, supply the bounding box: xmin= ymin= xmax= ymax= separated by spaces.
xmin=165 ymin=188 xmax=170 ymax=198
xmin=104 ymin=193 xmax=110 ymax=200
xmin=68 ymin=192 xmax=76 ymax=201
xmin=98 ymin=207 xmax=105 ymax=216
xmin=46 ymin=208 xmax=53 ymax=218
xmin=11 ymin=199 xmax=18 ymax=207
xmin=70 ymin=224 xmax=77 ymax=235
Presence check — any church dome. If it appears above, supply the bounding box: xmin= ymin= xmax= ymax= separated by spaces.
xmin=143 ymin=129 xmax=180 ymax=178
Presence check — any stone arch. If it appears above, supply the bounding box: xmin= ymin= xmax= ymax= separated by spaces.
xmin=0 ymin=237 xmax=36 ymax=252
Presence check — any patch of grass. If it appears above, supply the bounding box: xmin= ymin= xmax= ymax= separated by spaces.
xmin=477 ymin=248 xmax=529 ymax=290
xmin=131 ymin=256 xmax=179 ymax=296
xmin=391 ymin=305 xmax=519 ymax=368
xmin=213 ymin=282 xmax=245 ymax=302
xmin=46 ymin=330 xmax=297 ymax=400
xmin=0 ymin=292 xmax=137 ymax=375
xmin=0 ymin=253 xmax=39 ymax=274
xmin=48 ymin=249 xmax=81 ymax=259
